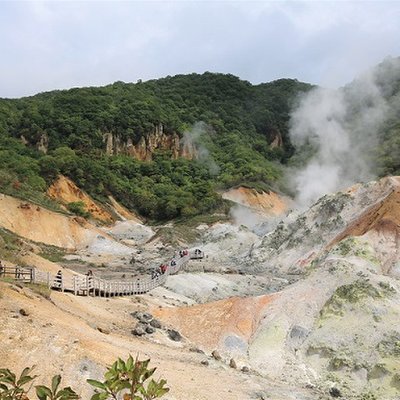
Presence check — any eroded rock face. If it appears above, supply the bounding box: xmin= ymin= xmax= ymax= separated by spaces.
xmin=37 ymin=133 xmax=49 ymax=154
xmin=268 ymin=127 xmax=283 ymax=149
xmin=103 ymin=123 xmax=197 ymax=161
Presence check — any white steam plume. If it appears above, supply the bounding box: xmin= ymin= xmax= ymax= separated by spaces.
xmin=230 ymin=203 xmax=281 ymax=236
xmin=182 ymin=121 xmax=220 ymax=175
xmin=288 ymin=57 xmax=400 ymax=208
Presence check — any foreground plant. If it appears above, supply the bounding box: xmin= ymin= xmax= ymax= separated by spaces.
xmin=87 ymin=356 xmax=169 ymax=400
xmin=36 ymin=375 xmax=79 ymax=400
xmin=0 ymin=356 xmax=168 ymax=400
xmin=0 ymin=366 xmax=37 ymax=400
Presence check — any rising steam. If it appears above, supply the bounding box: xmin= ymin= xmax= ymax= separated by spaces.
xmin=182 ymin=121 xmax=220 ymax=175
xmin=289 ymin=57 xmax=400 ymax=208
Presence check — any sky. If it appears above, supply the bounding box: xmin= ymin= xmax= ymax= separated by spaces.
xmin=1 ymin=0 xmax=400 ymax=98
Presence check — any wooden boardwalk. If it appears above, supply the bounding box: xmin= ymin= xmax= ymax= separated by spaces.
xmin=0 ymin=250 xmax=204 ymax=297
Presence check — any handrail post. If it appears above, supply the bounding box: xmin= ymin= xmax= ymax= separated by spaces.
xmin=73 ymin=276 xmax=77 ymax=296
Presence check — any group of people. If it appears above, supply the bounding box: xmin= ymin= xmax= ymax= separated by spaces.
xmin=151 ymin=264 xmax=168 ymax=280
xmin=178 ymin=249 xmax=189 ymax=258
xmin=151 ymin=259 xmax=177 ymax=279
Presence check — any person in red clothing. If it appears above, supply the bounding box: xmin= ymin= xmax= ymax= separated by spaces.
xmin=160 ymin=264 xmax=167 ymax=274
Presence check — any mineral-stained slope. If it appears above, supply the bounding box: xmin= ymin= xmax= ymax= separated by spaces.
xmin=156 ymin=177 xmax=400 ymax=399
xmin=247 ymin=176 xmax=400 ymax=277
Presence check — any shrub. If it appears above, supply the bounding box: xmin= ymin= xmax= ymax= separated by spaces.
xmin=0 ymin=356 xmax=169 ymax=400
xmin=87 ymin=355 xmax=169 ymax=400
xmin=66 ymin=202 xmax=90 ymax=218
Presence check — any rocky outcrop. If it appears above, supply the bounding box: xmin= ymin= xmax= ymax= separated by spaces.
xmin=180 ymin=136 xmax=197 ymax=160
xmin=37 ymin=133 xmax=49 ymax=154
xmin=19 ymin=133 xmax=49 ymax=153
xmin=268 ymin=127 xmax=283 ymax=149
xmin=103 ymin=123 xmax=197 ymax=161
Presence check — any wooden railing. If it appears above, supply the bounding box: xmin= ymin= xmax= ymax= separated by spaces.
xmin=0 ymin=250 xmax=203 ymax=297
xmin=1 ymin=266 xmax=34 ymax=283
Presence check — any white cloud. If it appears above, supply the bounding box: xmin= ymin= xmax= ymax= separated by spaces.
xmin=1 ymin=1 xmax=400 ymax=97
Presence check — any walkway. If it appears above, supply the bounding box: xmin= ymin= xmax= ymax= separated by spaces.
xmin=0 ymin=250 xmax=204 ymax=297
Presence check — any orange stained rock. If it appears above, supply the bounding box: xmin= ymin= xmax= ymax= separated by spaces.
xmin=328 ymin=178 xmax=400 ymax=250
xmin=47 ymin=175 xmax=114 ymax=223
xmin=0 ymin=193 xmax=104 ymax=249
xmin=153 ymin=293 xmax=277 ymax=351
xmin=222 ymin=187 xmax=289 ymax=216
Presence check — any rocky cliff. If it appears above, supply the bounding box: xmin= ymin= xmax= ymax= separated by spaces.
xmin=103 ymin=123 xmax=197 ymax=161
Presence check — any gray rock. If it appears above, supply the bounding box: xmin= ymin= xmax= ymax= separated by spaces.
xmin=241 ymin=366 xmax=250 ymax=373
xmin=289 ymin=325 xmax=310 ymax=351
xmin=224 ymin=335 xmax=247 ymax=352
xmin=201 ymin=360 xmax=209 ymax=366
xmin=329 ymin=387 xmax=342 ymax=398
xmin=132 ymin=311 xmax=143 ymax=319
xmin=168 ymin=329 xmax=182 ymax=342
xmin=189 ymin=347 xmax=205 ymax=354
xmin=143 ymin=312 xmax=153 ymax=320
xmin=289 ymin=325 xmax=309 ymax=340
xmin=229 ymin=358 xmax=237 ymax=369
xmin=137 ymin=312 xmax=153 ymax=323
xmin=145 ymin=325 xmax=155 ymax=334
xmin=150 ymin=319 xmax=162 ymax=329
xmin=132 ymin=325 xmax=146 ymax=336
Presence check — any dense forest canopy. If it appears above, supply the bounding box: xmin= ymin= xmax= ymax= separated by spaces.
xmin=0 ymin=73 xmax=313 ymax=220
xmin=0 ymin=66 xmax=399 ymax=221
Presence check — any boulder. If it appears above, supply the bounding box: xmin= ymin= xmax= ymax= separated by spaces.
xmin=131 ymin=311 xmax=142 ymax=319
xmin=132 ymin=325 xmax=146 ymax=336
xmin=229 ymin=358 xmax=237 ymax=369
xmin=150 ymin=319 xmax=162 ymax=329
xmin=19 ymin=308 xmax=29 ymax=317
xmin=167 ymin=329 xmax=182 ymax=342
xmin=145 ymin=325 xmax=155 ymax=334
xmin=142 ymin=312 xmax=153 ymax=320
xmin=329 ymin=387 xmax=342 ymax=398
xmin=211 ymin=350 xmax=222 ymax=361
xmin=189 ymin=347 xmax=205 ymax=354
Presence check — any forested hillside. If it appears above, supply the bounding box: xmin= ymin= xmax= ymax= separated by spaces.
xmin=1 ymin=63 xmax=399 ymax=222
xmin=0 ymin=73 xmax=311 ymax=220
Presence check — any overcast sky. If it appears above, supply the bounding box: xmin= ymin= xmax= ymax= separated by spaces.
xmin=1 ymin=1 xmax=400 ymax=98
